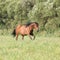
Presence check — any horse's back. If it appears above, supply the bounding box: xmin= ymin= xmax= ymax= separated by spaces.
xmin=16 ymin=25 xmax=22 ymax=29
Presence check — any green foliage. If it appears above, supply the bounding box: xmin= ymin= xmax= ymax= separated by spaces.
xmin=45 ymin=18 xmax=57 ymax=33
xmin=0 ymin=0 xmax=60 ymax=34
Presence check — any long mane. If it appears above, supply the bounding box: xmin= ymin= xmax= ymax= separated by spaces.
xmin=25 ymin=22 xmax=39 ymax=27
xmin=25 ymin=22 xmax=32 ymax=27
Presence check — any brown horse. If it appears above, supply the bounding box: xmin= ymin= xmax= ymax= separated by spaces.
xmin=12 ymin=22 xmax=39 ymax=40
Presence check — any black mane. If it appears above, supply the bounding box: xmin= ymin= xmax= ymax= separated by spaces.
xmin=25 ymin=22 xmax=32 ymax=27
xmin=25 ymin=22 xmax=38 ymax=27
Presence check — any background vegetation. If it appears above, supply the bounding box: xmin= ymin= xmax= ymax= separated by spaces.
xmin=0 ymin=0 xmax=60 ymax=60
xmin=0 ymin=0 xmax=60 ymax=36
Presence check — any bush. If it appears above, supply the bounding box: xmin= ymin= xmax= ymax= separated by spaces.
xmin=0 ymin=0 xmax=60 ymax=35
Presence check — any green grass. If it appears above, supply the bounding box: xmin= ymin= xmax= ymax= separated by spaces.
xmin=0 ymin=35 xmax=60 ymax=60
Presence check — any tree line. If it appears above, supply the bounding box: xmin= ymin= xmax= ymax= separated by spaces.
xmin=0 ymin=0 xmax=60 ymax=33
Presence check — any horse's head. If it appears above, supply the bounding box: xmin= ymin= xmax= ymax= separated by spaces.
xmin=31 ymin=22 xmax=39 ymax=32
xmin=25 ymin=22 xmax=39 ymax=32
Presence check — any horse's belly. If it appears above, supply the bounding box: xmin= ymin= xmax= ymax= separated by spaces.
xmin=20 ymin=27 xmax=29 ymax=35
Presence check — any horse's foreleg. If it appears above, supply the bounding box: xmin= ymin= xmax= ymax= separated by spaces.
xmin=30 ymin=33 xmax=35 ymax=40
xmin=29 ymin=35 xmax=32 ymax=40
xmin=30 ymin=35 xmax=35 ymax=40
xmin=33 ymin=35 xmax=35 ymax=40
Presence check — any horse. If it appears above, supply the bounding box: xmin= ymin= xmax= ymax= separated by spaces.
xmin=12 ymin=22 xmax=39 ymax=40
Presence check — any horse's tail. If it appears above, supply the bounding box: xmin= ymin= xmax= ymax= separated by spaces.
xmin=12 ymin=29 xmax=16 ymax=37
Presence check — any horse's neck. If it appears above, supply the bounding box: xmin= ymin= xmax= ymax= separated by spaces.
xmin=29 ymin=24 xmax=34 ymax=30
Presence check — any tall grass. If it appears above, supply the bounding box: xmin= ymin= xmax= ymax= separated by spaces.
xmin=0 ymin=35 xmax=60 ymax=60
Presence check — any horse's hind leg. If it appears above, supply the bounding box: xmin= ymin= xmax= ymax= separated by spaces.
xmin=22 ymin=35 xmax=24 ymax=40
xmin=16 ymin=34 xmax=18 ymax=40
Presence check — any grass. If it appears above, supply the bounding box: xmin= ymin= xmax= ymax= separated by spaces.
xmin=0 ymin=35 xmax=60 ymax=60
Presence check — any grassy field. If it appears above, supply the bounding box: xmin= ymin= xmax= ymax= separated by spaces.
xmin=0 ymin=35 xmax=60 ymax=60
